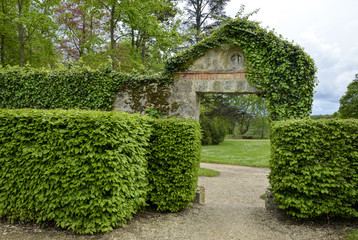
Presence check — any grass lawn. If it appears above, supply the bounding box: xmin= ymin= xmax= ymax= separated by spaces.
xmin=200 ymin=139 xmax=270 ymax=168
xmin=344 ymin=230 xmax=358 ymax=240
xmin=198 ymin=167 xmax=220 ymax=177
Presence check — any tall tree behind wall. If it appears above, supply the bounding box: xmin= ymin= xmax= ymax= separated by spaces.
xmin=0 ymin=0 xmax=18 ymax=66
xmin=182 ymin=0 xmax=229 ymax=43
xmin=56 ymin=0 xmax=106 ymax=65
xmin=87 ymin=0 xmax=182 ymax=72
xmin=200 ymin=94 xmax=270 ymax=140
xmin=118 ymin=0 xmax=182 ymax=73
xmin=15 ymin=0 xmax=59 ymax=67
xmin=0 ymin=0 xmax=183 ymax=70
xmin=336 ymin=74 xmax=358 ymax=119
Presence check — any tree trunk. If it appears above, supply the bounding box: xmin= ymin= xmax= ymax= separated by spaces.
xmin=141 ymin=39 xmax=146 ymax=64
xmin=0 ymin=35 xmax=4 ymax=65
xmin=131 ymin=29 xmax=135 ymax=47
xmin=17 ymin=0 xmax=25 ymax=67
xmin=195 ymin=3 xmax=201 ymax=43
xmin=0 ymin=1 xmax=5 ymax=65
xmin=109 ymin=3 xmax=117 ymax=68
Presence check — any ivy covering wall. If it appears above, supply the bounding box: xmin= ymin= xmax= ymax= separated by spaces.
xmin=0 ymin=65 xmax=168 ymax=111
xmin=1 ymin=16 xmax=316 ymax=121
xmin=166 ymin=16 xmax=317 ymax=120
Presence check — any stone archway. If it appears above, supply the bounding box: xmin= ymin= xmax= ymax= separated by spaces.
xmin=112 ymin=45 xmax=261 ymax=119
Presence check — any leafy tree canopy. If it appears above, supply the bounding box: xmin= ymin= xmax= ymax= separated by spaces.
xmin=337 ymin=75 xmax=358 ymax=119
xmin=182 ymin=0 xmax=230 ymax=43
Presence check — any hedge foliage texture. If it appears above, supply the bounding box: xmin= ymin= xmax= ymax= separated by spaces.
xmin=0 ymin=109 xmax=201 ymax=233
xmin=269 ymin=119 xmax=358 ymax=219
xmin=0 ymin=65 xmax=167 ymax=111
xmin=0 ymin=109 xmax=153 ymax=233
xmin=148 ymin=118 xmax=201 ymax=212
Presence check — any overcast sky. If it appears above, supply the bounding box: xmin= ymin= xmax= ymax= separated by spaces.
xmin=225 ymin=0 xmax=358 ymax=115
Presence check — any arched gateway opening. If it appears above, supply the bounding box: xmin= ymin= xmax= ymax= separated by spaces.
xmin=112 ymin=45 xmax=262 ymax=119
xmin=112 ymin=17 xmax=316 ymax=122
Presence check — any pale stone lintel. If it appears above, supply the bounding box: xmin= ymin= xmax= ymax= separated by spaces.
xmin=175 ymin=71 xmax=246 ymax=81
xmin=194 ymin=79 xmax=260 ymax=94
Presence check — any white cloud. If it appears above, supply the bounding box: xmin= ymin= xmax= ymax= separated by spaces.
xmin=225 ymin=0 xmax=358 ymax=115
xmin=312 ymin=98 xmax=340 ymax=115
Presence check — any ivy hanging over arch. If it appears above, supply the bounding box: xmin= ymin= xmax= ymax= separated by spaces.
xmin=165 ymin=16 xmax=317 ymax=121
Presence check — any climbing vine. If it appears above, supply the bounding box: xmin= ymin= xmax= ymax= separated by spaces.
xmin=1 ymin=17 xmax=317 ymax=121
xmin=0 ymin=63 xmax=170 ymax=111
xmin=165 ymin=16 xmax=317 ymax=120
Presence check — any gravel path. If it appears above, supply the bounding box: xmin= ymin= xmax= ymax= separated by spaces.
xmin=0 ymin=163 xmax=351 ymax=239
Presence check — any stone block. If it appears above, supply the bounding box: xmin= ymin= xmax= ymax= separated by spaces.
xmin=193 ymin=186 xmax=205 ymax=204
xmin=265 ymin=191 xmax=279 ymax=211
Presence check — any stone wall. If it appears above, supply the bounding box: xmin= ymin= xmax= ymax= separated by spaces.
xmin=112 ymin=45 xmax=261 ymax=119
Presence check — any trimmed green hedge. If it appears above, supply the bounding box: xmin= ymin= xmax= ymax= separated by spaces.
xmin=269 ymin=118 xmax=358 ymax=219
xmin=148 ymin=118 xmax=202 ymax=212
xmin=0 ymin=109 xmax=202 ymax=233
xmin=0 ymin=65 xmax=168 ymax=111
xmin=0 ymin=109 xmax=152 ymax=234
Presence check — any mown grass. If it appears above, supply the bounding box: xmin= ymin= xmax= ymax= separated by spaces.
xmin=344 ymin=230 xmax=358 ymax=240
xmin=198 ymin=167 xmax=220 ymax=177
xmin=200 ymin=139 xmax=270 ymax=167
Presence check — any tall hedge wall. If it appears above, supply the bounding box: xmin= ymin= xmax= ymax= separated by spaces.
xmin=0 ymin=109 xmax=152 ymax=234
xmin=148 ymin=118 xmax=202 ymax=212
xmin=0 ymin=109 xmax=202 ymax=233
xmin=0 ymin=65 xmax=168 ymax=111
xmin=269 ymin=119 xmax=358 ymax=219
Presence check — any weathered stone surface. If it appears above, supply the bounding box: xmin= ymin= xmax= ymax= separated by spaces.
xmin=112 ymin=45 xmax=262 ymax=119
xmin=194 ymin=79 xmax=257 ymax=93
xmin=265 ymin=191 xmax=279 ymax=211
xmin=188 ymin=46 xmax=245 ymax=71
xmin=193 ymin=186 xmax=205 ymax=204
xmin=112 ymin=83 xmax=171 ymax=115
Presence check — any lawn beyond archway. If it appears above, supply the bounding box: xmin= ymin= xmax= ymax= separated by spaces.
xmin=200 ymin=139 xmax=270 ymax=167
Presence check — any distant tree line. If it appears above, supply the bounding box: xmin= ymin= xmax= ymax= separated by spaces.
xmin=0 ymin=0 xmax=230 ymax=73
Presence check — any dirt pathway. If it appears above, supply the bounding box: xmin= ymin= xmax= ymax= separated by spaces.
xmin=0 ymin=163 xmax=349 ymax=239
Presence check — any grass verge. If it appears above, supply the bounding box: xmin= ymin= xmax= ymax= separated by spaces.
xmin=198 ymin=168 xmax=220 ymax=177
xmin=344 ymin=230 xmax=358 ymax=240
xmin=201 ymin=139 xmax=270 ymax=167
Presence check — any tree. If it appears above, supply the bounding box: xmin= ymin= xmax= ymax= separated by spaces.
xmin=18 ymin=0 xmax=60 ymax=66
xmin=118 ymin=0 xmax=182 ymax=73
xmin=0 ymin=0 xmax=60 ymax=67
xmin=90 ymin=0 xmax=181 ymax=71
xmin=200 ymin=115 xmax=226 ymax=145
xmin=56 ymin=0 xmax=105 ymax=64
xmin=0 ymin=0 xmax=18 ymax=66
xmin=200 ymin=94 xmax=270 ymax=141
xmin=93 ymin=0 xmax=130 ymax=68
xmin=182 ymin=0 xmax=229 ymax=43
xmin=337 ymin=74 xmax=358 ymax=119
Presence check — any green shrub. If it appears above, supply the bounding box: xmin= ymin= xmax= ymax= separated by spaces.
xmin=269 ymin=118 xmax=358 ymax=219
xmin=200 ymin=116 xmax=226 ymax=145
xmin=0 ymin=109 xmax=152 ymax=234
xmin=148 ymin=118 xmax=202 ymax=212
